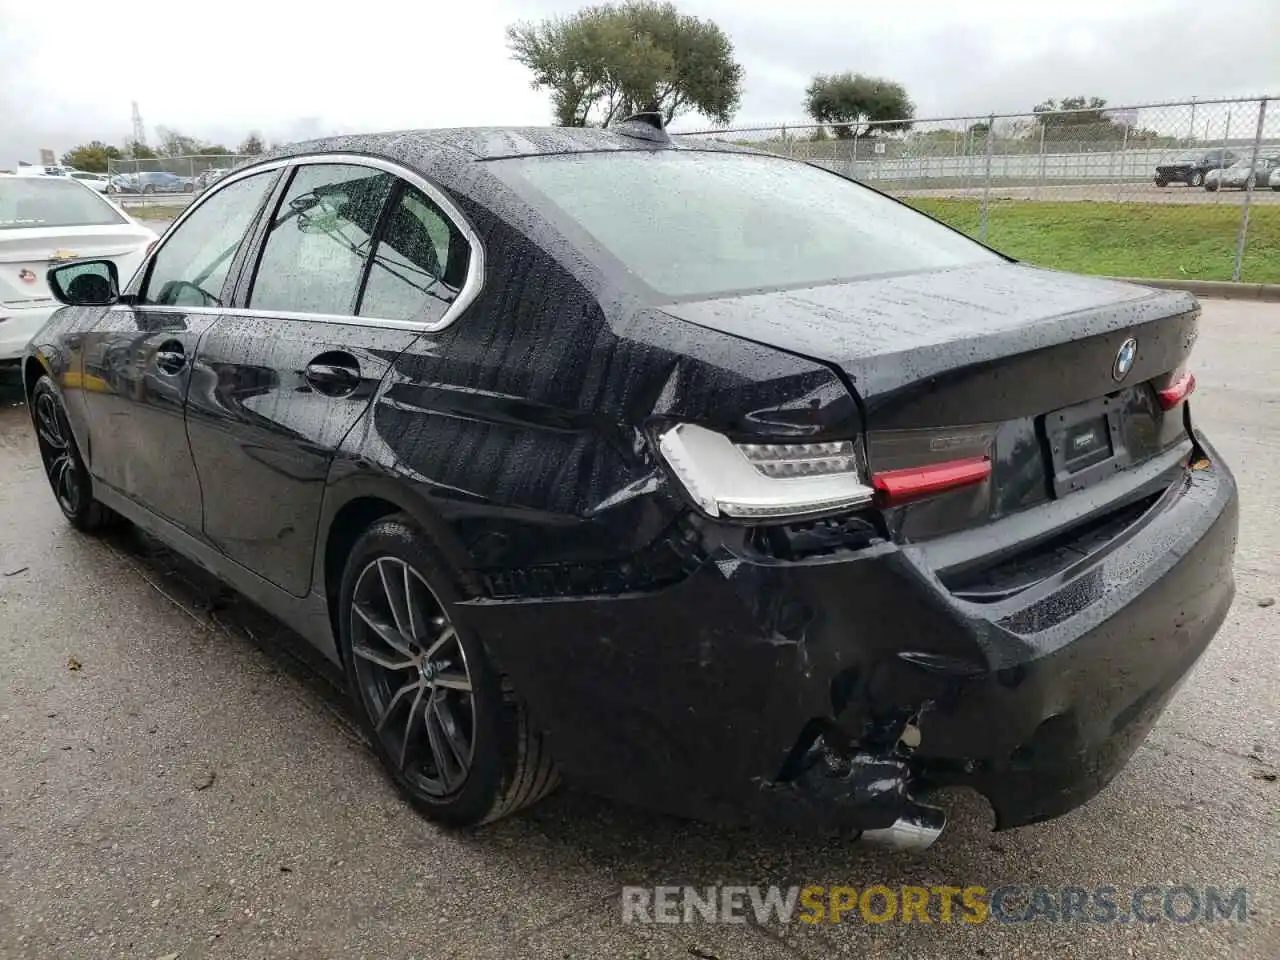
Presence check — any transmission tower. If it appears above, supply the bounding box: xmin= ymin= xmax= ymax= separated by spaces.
xmin=131 ymin=102 xmax=146 ymax=147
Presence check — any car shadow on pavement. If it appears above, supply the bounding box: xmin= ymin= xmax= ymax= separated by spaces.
xmin=0 ymin=364 xmax=1017 ymax=897
xmin=94 ymin=489 xmax=999 ymax=881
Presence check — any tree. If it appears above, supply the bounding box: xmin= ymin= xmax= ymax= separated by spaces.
xmin=1032 ymin=96 xmax=1126 ymax=142
xmin=155 ymin=126 xmax=206 ymax=158
xmin=123 ymin=141 xmax=157 ymax=160
xmin=507 ymin=1 xmax=743 ymax=127
xmin=239 ymin=132 xmax=265 ymax=155
xmin=60 ymin=141 xmax=121 ymax=172
xmin=804 ymin=73 xmax=914 ymax=139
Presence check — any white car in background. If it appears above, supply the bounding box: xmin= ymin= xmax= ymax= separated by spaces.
xmin=1203 ymin=156 xmax=1280 ymax=191
xmin=0 ymin=175 xmax=157 ymax=364
xmin=68 ymin=170 xmax=111 ymax=193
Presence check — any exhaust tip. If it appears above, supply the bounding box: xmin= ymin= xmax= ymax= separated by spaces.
xmin=860 ymin=803 xmax=947 ymax=853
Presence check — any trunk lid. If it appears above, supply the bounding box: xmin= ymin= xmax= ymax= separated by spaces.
xmin=0 ymin=225 xmax=152 ymax=307
xmin=661 ymin=262 xmax=1198 ymax=541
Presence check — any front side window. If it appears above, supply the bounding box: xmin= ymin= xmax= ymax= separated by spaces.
xmin=248 ymin=164 xmax=393 ymax=315
xmin=358 ymin=186 xmax=470 ymax=322
xmin=141 ymin=171 xmax=274 ymax=307
xmin=494 ymin=151 xmax=999 ymax=299
xmin=0 ymin=177 xmax=124 ymax=229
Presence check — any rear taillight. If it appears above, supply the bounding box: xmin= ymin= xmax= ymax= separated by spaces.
xmin=872 ymin=456 xmax=992 ymax=508
xmin=1156 ymin=370 xmax=1196 ymax=410
xmin=656 ymin=424 xmax=874 ymax=520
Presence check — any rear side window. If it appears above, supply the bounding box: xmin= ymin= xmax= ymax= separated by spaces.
xmin=142 ymin=171 xmax=275 ymax=307
xmin=0 ymin=177 xmax=124 ymax=229
xmin=494 ymin=151 xmax=999 ymax=298
xmin=249 ymin=164 xmax=393 ymax=315
xmin=358 ymin=186 xmax=470 ymax=322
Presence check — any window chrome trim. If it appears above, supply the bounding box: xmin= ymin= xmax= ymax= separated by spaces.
xmin=132 ymin=152 xmax=485 ymax=333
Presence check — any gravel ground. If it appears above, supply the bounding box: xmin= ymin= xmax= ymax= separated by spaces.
xmin=0 ymin=299 xmax=1277 ymax=960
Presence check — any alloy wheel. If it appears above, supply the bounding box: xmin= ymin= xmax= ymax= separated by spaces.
xmin=34 ymin=392 xmax=81 ymax=516
xmin=349 ymin=556 xmax=477 ymax=798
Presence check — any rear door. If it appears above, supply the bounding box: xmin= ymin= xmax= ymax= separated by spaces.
xmin=75 ymin=168 xmax=280 ymax=533
xmin=185 ymin=158 xmax=476 ymax=597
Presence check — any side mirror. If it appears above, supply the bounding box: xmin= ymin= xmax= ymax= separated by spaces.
xmin=48 ymin=259 xmax=120 ymax=306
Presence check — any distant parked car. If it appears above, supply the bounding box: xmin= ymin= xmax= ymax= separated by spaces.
xmin=68 ymin=170 xmax=110 ymax=193
xmin=134 ymin=171 xmax=194 ymax=194
xmin=0 ymin=174 xmax=156 ymax=363
xmin=194 ymin=168 xmax=230 ymax=189
xmin=1154 ymin=150 xmax=1236 ymax=187
xmin=14 ymin=164 xmax=71 ymax=178
xmin=107 ymin=173 xmax=139 ymax=194
xmin=1204 ymin=156 xmax=1280 ymax=191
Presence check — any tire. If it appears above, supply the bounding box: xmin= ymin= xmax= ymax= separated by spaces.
xmin=1155 ymin=179 xmax=1168 ymax=188
xmin=31 ymin=376 xmax=118 ymax=533
xmin=1204 ymin=181 xmax=1217 ymax=192
xmin=1189 ymin=170 xmax=1205 ymax=187
xmin=142 ymin=184 xmax=154 ymax=195
xmin=1245 ymin=175 xmax=1256 ymax=191
xmin=337 ymin=515 xmax=559 ymax=826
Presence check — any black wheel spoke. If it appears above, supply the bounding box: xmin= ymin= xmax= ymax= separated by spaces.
xmin=353 ymin=601 xmax=414 ymax=658
xmin=432 ymin=670 xmax=472 ymax=693
xmin=432 ymin=695 xmax=470 ymax=770
xmin=36 ymin=396 xmax=65 ymax=449
xmin=34 ymin=392 xmax=81 ymax=517
xmin=376 ymin=678 xmax=420 ymax=733
xmin=351 ymin=640 xmax=415 ymax=672
xmin=423 ymin=624 xmax=456 ymax=659
xmin=351 ymin=554 xmax=478 ymax=798
xmin=402 ymin=564 xmax=420 ymax=642
xmin=424 ymin=692 xmax=460 ymax=790
xmin=377 ymin=558 xmax=414 ymax=642
xmin=398 ymin=682 xmax=428 ymax=771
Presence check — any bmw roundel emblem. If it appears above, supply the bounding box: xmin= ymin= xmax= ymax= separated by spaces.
xmin=1113 ymin=337 xmax=1138 ymax=382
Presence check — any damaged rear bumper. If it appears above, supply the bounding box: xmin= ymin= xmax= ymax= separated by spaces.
xmin=457 ymin=437 xmax=1237 ymax=834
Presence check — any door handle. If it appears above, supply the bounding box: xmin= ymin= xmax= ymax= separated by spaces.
xmin=155 ymin=340 xmax=186 ymax=374
xmin=305 ymin=356 xmax=361 ymax=396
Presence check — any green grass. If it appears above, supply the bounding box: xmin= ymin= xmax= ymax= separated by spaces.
xmin=905 ymin=199 xmax=1280 ymax=284
xmin=121 ymin=204 xmax=187 ymax=222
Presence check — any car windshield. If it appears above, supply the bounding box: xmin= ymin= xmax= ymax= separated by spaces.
xmin=0 ymin=177 xmax=125 ymax=229
xmin=493 ymin=150 xmax=999 ymax=298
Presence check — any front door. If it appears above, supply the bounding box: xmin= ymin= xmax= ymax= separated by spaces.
xmin=75 ymin=168 xmax=280 ymax=533
xmin=184 ymin=160 xmax=475 ymax=596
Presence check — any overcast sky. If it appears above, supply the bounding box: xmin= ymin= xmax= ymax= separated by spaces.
xmin=1 ymin=0 xmax=1276 ymax=160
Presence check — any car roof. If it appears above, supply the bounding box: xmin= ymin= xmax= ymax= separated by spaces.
xmin=256 ymin=125 xmax=753 ymax=165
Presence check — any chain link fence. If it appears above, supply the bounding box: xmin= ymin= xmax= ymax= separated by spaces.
xmin=105 ymin=154 xmax=252 ymax=207
xmin=675 ymin=95 xmax=1278 ymax=283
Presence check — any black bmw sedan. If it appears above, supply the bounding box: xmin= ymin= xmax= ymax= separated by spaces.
xmin=1154 ymin=149 xmax=1236 ymax=187
xmin=23 ymin=116 xmax=1237 ymax=850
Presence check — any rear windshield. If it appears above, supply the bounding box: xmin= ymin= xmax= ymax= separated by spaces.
xmin=0 ymin=177 xmax=124 ymax=230
xmin=492 ymin=150 xmax=999 ymax=298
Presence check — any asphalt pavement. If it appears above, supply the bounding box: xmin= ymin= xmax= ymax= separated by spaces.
xmin=0 ymin=298 xmax=1277 ymax=959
